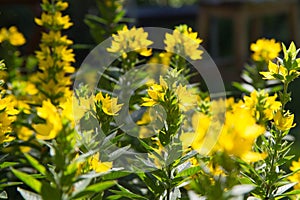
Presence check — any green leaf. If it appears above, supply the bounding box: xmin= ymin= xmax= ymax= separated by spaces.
xmin=72 ymin=179 xmax=91 ymax=197
xmin=72 ymin=181 xmax=115 ymax=199
xmin=101 ymin=171 xmax=130 ymax=181
xmin=274 ymin=182 xmax=297 ymax=196
xmin=232 ymin=82 xmax=253 ymax=93
xmin=136 ymin=172 xmax=164 ymax=195
xmin=24 ymin=154 xmax=46 ymax=175
xmin=282 ymin=43 xmax=288 ymax=60
xmin=109 ymin=184 xmax=148 ymax=200
xmin=17 ymin=187 xmax=42 ymax=200
xmin=0 ymin=182 xmax=23 ymax=188
xmin=175 ymin=166 xmax=201 ymax=178
xmin=106 ymin=195 xmax=123 ymax=200
xmin=175 ymin=150 xmax=198 ymax=167
xmin=0 ymin=162 xmax=18 ymax=169
xmin=281 ymin=189 xmax=300 ymax=196
xmin=11 ymin=168 xmax=41 ymax=193
xmin=85 ymin=14 xmax=107 ymax=25
xmin=151 ymin=170 xmax=168 ymax=182
xmin=109 ymin=145 xmax=131 ymax=160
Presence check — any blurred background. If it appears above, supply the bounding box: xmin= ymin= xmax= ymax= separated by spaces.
xmin=0 ymin=0 xmax=300 ymax=156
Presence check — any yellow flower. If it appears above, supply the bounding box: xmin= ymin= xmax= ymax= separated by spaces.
xmin=141 ymin=85 xmax=165 ymax=107
xmin=95 ymin=92 xmax=123 ymax=116
xmin=243 ymin=90 xmax=281 ymax=123
xmin=164 ymin=25 xmax=203 ymax=60
xmin=148 ymin=52 xmax=172 ymax=66
xmin=260 ymin=61 xmax=292 ymax=82
xmin=59 ymin=94 xmax=75 ymax=125
xmin=147 ymin=52 xmax=171 ymax=76
xmin=136 ymin=109 xmax=151 ymax=126
xmin=88 ymin=152 xmax=112 ymax=173
xmin=17 ymin=126 xmax=34 ymax=141
xmin=142 ymin=76 xmax=168 ymax=107
xmin=73 ymin=95 xmax=95 ymax=122
xmin=273 ymin=111 xmax=296 ymax=131
xmin=217 ymin=108 xmax=267 ymax=163
xmin=180 ymin=112 xmax=211 ymax=151
xmin=33 ymin=100 xmax=62 ymax=140
xmin=0 ymin=95 xmax=19 ymax=115
xmin=175 ymin=85 xmax=198 ymax=111
xmin=288 ymin=158 xmax=300 ymax=190
xmin=250 ymin=38 xmax=281 ymax=62
xmin=107 ymin=26 xmax=153 ymax=58
xmin=35 ymin=12 xmax=73 ymax=30
xmin=0 ymin=112 xmax=16 ymax=144
xmin=41 ymin=31 xmax=73 ymax=46
xmin=0 ymin=26 xmax=26 ymax=46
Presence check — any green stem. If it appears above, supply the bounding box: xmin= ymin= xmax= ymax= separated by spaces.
xmin=265 ymin=81 xmax=289 ymax=198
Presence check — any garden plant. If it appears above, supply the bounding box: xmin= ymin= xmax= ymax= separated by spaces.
xmin=1 ymin=0 xmax=300 ymax=199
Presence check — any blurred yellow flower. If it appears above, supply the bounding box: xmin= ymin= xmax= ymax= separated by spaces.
xmin=217 ymin=108 xmax=267 ymax=163
xmin=59 ymin=95 xmax=75 ymax=125
xmin=0 ymin=26 xmax=26 ymax=46
xmin=288 ymin=158 xmax=300 ymax=190
xmin=164 ymin=25 xmax=203 ymax=60
xmin=107 ymin=26 xmax=153 ymax=58
xmin=33 ymin=100 xmax=62 ymax=140
xmin=273 ymin=111 xmax=295 ymax=131
xmin=0 ymin=95 xmax=19 ymax=115
xmin=73 ymin=95 xmax=95 ymax=122
xmin=88 ymin=152 xmax=112 ymax=173
xmin=95 ymin=92 xmax=123 ymax=116
xmin=148 ymin=52 xmax=172 ymax=67
xmin=175 ymin=84 xmax=198 ymax=111
xmin=0 ymin=112 xmax=16 ymax=144
xmin=17 ymin=126 xmax=34 ymax=141
xmin=251 ymin=38 xmax=281 ymax=62
xmin=136 ymin=109 xmax=151 ymax=126
xmin=180 ymin=112 xmax=211 ymax=151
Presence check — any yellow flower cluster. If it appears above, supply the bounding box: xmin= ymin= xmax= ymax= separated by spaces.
xmin=141 ymin=76 xmax=197 ymax=111
xmin=34 ymin=0 xmax=75 ymax=105
xmin=141 ymin=77 xmax=167 ymax=107
xmin=288 ymin=158 xmax=300 ymax=190
xmin=250 ymin=38 xmax=281 ymax=62
xmin=217 ymin=107 xmax=266 ymax=163
xmin=107 ymin=26 xmax=153 ymax=59
xmin=260 ymin=60 xmax=300 ymax=83
xmin=35 ymin=0 xmax=72 ymax=29
xmin=32 ymin=100 xmax=62 ymax=140
xmin=181 ymin=100 xmax=266 ymax=163
xmin=243 ymin=90 xmax=281 ymax=123
xmin=0 ymin=61 xmax=18 ymax=144
xmin=95 ymin=92 xmax=123 ymax=116
xmin=164 ymin=24 xmax=203 ymax=60
xmin=27 ymin=96 xmax=74 ymax=141
xmin=0 ymin=95 xmax=19 ymax=144
xmin=0 ymin=26 xmax=26 ymax=46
